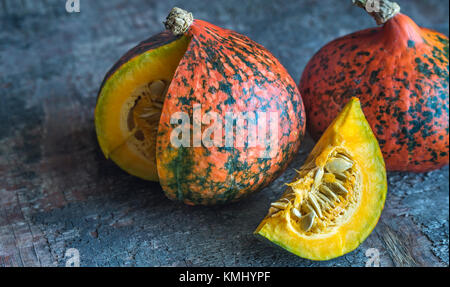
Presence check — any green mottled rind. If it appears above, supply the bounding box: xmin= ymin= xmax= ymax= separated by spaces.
xmin=299 ymin=14 xmax=449 ymax=172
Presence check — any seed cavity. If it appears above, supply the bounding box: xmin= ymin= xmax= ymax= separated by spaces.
xmin=266 ymin=150 xmax=361 ymax=235
xmin=124 ymin=80 xmax=168 ymax=160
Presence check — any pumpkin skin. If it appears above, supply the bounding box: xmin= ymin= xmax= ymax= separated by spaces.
xmin=299 ymin=8 xmax=449 ymax=172
xmin=95 ymin=8 xmax=306 ymax=205
xmin=98 ymin=32 xmax=182 ymax=97
xmin=256 ymin=98 xmax=387 ymax=261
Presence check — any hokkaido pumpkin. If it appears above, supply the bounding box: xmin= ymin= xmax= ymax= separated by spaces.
xmin=255 ymin=98 xmax=387 ymax=261
xmin=95 ymin=8 xmax=306 ymax=205
xmin=299 ymin=0 xmax=449 ymax=172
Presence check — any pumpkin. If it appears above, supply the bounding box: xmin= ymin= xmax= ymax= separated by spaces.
xmin=255 ymin=97 xmax=387 ymax=261
xmin=95 ymin=7 xmax=306 ymax=205
xmin=299 ymin=0 xmax=449 ymax=172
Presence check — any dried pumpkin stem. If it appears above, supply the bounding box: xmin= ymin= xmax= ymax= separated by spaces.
xmin=353 ymin=0 xmax=400 ymax=25
xmin=164 ymin=7 xmax=194 ymax=36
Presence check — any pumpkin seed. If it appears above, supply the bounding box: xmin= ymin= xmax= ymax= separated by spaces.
xmin=314 ymin=194 xmax=329 ymax=211
xmin=304 ymin=203 xmax=314 ymax=214
xmin=313 ymin=167 xmax=324 ymax=189
xmin=280 ymin=197 xmax=291 ymax=203
xmin=329 ymin=181 xmax=348 ymax=195
xmin=149 ymin=80 xmax=166 ymax=102
xmin=308 ymin=194 xmax=323 ymax=218
xmin=325 ymin=158 xmax=353 ymax=173
xmin=291 ymin=207 xmax=302 ymax=219
xmin=143 ymin=106 xmax=160 ymax=111
xmin=319 ymin=185 xmax=340 ymax=202
xmin=317 ymin=192 xmax=334 ymax=208
xmin=271 ymin=201 xmax=287 ymax=209
xmin=336 ymin=153 xmax=353 ymax=163
xmin=268 ymin=207 xmax=280 ymax=216
xmin=284 ymin=193 xmax=296 ymax=200
xmin=299 ymin=212 xmax=315 ymax=232
xmin=139 ymin=111 xmax=161 ymax=119
xmin=334 ymin=172 xmax=348 ymax=181
xmin=335 ymin=178 xmax=346 ymax=186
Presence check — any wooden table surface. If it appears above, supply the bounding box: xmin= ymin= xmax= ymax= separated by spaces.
xmin=0 ymin=0 xmax=448 ymax=267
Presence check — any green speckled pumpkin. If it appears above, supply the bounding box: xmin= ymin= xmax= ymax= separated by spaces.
xmin=299 ymin=0 xmax=449 ymax=172
xmin=95 ymin=8 xmax=306 ymax=205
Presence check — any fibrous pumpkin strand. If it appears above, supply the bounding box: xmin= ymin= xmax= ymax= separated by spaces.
xmin=266 ymin=150 xmax=360 ymax=234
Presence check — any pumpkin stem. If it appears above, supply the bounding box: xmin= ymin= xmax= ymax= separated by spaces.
xmin=353 ymin=0 xmax=400 ymax=25
xmin=164 ymin=7 xmax=194 ymax=36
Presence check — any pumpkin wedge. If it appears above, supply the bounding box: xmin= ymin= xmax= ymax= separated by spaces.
xmin=255 ymin=98 xmax=387 ymax=261
xmin=95 ymin=8 xmax=305 ymax=205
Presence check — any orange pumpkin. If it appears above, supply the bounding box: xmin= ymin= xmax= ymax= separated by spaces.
xmin=95 ymin=8 xmax=306 ymax=205
xmin=299 ymin=0 xmax=449 ymax=172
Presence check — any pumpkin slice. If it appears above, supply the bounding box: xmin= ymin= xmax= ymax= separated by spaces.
xmin=255 ymin=98 xmax=387 ymax=261
xmin=95 ymin=33 xmax=190 ymax=181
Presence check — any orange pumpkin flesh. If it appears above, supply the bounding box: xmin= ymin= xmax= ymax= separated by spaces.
xmin=95 ymin=8 xmax=306 ymax=205
xmin=256 ymin=98 xmax=387 ymax=261
xmin=299 ymin=0 xmax=449 ymax=172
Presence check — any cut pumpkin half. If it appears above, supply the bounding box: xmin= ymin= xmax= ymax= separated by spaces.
xmin=255 ymin=98 xmax=387 ymax=261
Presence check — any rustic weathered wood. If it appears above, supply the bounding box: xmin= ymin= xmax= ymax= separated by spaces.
xmin=0 ymin=0 xmax=448 ymax=267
